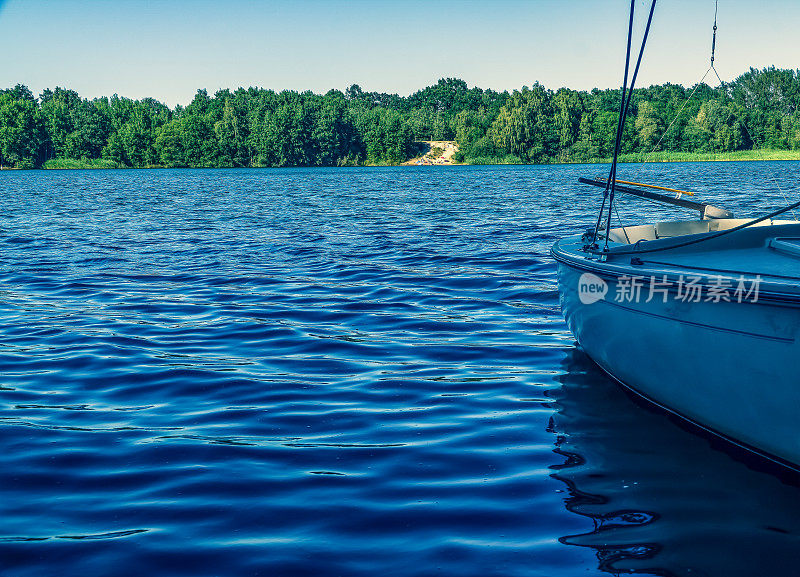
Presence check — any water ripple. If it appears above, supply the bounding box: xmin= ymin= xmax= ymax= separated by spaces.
xmin=0 ymin=164 xmax=799 ymax=576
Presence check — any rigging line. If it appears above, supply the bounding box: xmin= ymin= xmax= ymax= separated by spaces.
xmin=613 ymin=201 xmax=631 ymax=244
xmin=737 ymin=116 xmax=799 ymax=221
xmin=606 ymin=0 xmax=658 ymax=238
xmin=591 ymin=0 xmax=636 ymax=247
xmin=607 ymin=0 xmax=658 ymax=237
xmin=640 ymin=67 xmax=712 ymax=163
xmin=707 ymin=7 xmax=798 ymax=222
xmin=709 ymin=19 xmax=798 ymax=221
xmin=603 ymin=0 xmax=658 ymax=253
xmin=602 ymin=0 xmax=637 ymax=239
xmin=710 ymin=64 xmax=723 ymax=86
xmin=640 ymin=0 xmax=717 ymax=164
xmin=590 ymin=193 xmax=800 ymax=257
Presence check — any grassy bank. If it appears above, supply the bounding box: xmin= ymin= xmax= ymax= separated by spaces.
xmin=31 ymin=149 xmax=800 ymax=170
xmin=615 ymin=149 xmax=800 ymax=163
xmin=43 ymin=158 xmax=125 ymax=169
xmin=456 ymin=148 xmax=800 ymax=166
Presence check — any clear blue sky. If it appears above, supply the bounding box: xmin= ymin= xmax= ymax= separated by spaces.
xmin=0 ymin=0 xmax=797 ymax=107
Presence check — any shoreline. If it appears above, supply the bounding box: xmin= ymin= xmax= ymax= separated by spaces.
xmin=32 ymin=158 xmax=800 ymax=171
xmin=3 ymin=149 xmax=798 ymax=171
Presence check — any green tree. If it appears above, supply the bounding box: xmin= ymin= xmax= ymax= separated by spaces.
xmin=0 ymin=87 xmax=47 ymax=168
xmin=635 ymin=100 xmax=662 ymax=151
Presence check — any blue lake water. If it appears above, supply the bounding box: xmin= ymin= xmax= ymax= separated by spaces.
xmin=1 ymin=163 xmax=799 ymax=576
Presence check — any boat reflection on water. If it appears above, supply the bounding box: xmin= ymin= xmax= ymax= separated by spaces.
xmin=549 ymin=348 xmax=800 ymax=576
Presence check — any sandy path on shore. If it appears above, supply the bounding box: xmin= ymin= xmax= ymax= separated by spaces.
xmin=403 ymin=141 xmax=459 ymax=165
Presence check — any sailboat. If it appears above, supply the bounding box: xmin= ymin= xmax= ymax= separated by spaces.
xmin=552 ymin=0 xmax=800 ymax=470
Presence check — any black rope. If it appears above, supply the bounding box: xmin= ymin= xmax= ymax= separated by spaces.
xmin=587 ymin=0 xmax=800 ymax=257
xmin=585 ymin=0 xmax=800 ymax=258
xmin=591 ymin=0 xmax=658 ymax=251
xmin=590 ymin=0 xmax=636 ymax=248
xmin=602 ymin=0 xmax=659 ymax=252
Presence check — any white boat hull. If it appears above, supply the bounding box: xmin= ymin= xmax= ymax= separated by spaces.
xmin=553 ymin=232 xmax=800 ymax=469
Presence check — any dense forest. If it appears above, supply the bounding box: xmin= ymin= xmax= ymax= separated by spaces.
xmin=0 ymin=67 xmax=799 ymax=169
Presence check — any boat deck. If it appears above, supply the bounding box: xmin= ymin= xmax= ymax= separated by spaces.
xmin=629 ymin=243 xmax=800 ymax=281
xmin=553 ymin=220 xmax=800 ymax=302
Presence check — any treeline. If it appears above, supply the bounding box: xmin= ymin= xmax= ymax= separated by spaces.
xmin=0 ymin=67 xmax=799 ymax=169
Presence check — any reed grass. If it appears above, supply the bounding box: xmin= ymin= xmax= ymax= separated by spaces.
xmin=615 ymin=149 xmax=800 ymax=163
xmin=43 ymin=158 xmax=124 ymax=169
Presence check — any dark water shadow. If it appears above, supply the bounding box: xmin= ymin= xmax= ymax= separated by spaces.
xmin=549 ymin=348 xmax=800 ymax=577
